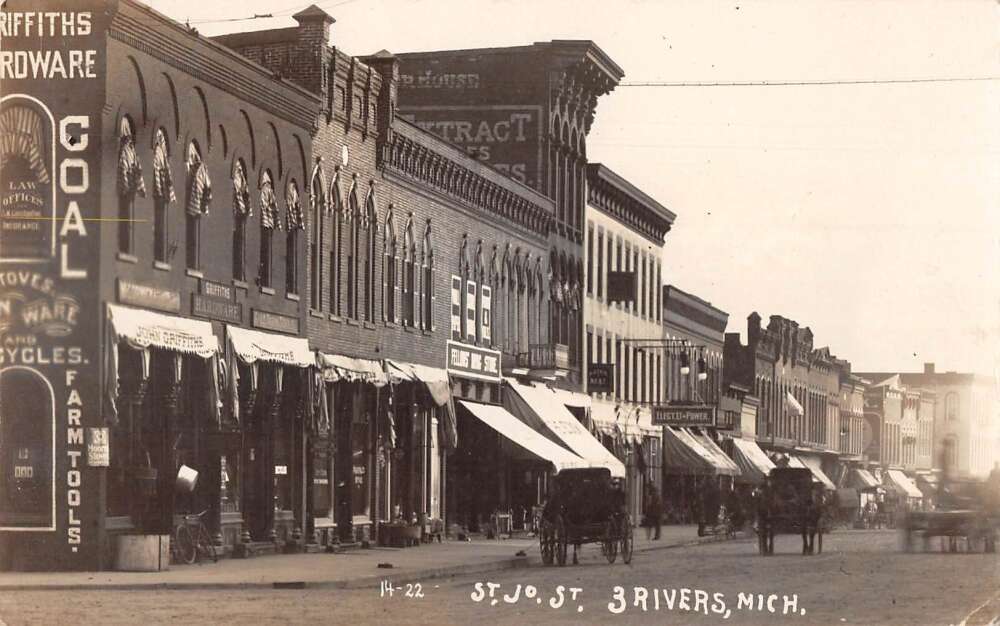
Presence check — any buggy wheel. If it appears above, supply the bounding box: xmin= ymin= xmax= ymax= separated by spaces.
xmin=555 ymin=517 xmax=568 ymax=566
xmin=620 ymin=518 xmax=634 ymax=564
xmin=174 ymin=524 xmax=196 ymax=565
xmin=540 ymin=522 xmax=554 ymax=566
xmin=603 ymin=521 xmax=618 ymax=564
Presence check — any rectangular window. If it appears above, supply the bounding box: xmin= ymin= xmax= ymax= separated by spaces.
xmin=616 ymin=238 xmax=622 ymax=271
xmin=233 ymin=217 xmax=245 ymax=281
xmin=258 ymin=226 xmax=271 ymax=287
xmin=656 ymin=261 xmax=661 ymax=323
xmin=155 ymin=199 xmax=168 ymax=264
xmin=632 ymin=348 xmax=639 ymax=402
xmin=481 ymin=284 xmax=492 ymax=344
xmin=466 ymin=280 xmax=477 ymax=343
xmin=596 ymin=229 xmax=604 ymax=299
xmin=640 ymin=254 xmax=647 ymax=317
xmin=624 ymin=345 xmax=631 ymax=402
xmin=615 ymin=339 xmax=622 ymax=399
xmin=286 ymin=231 xmax=298 ymax=295
xmin=586 ymin=227 xmax=594 ymax=295
xmin=633 ymin=249 xmax=639 ymax=316
xmin=586 ymin=331 xmax=593 ymax=394
xmin=596 ymin=333 xmax=603 ymax=363
xmin=187 ymin=214 xmax=201 ymax=271
xmin=623 ymin=242 xmax=630 ymax=312
xmin=451 ymin=276 xmax=462 ymax=340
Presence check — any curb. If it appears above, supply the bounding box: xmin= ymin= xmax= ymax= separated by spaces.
xmin=0 ymin=531 xmax=749 ymax=592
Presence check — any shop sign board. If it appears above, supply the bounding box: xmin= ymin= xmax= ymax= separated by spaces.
xmin=652 ymin=403 xmax=716 ymax=427
xmin=199 ymin=279 xmax=233 ymax=301
xmin=607 ymin=271 xmax=636 ymax=303
xmin=192 ymin=294 xmax=242 ymax=324
xmin=446 ymin=340 xmax=501 ymax=382
xmin=117 ymin=279 xmax=181 ymax=313
xmin=86 ymin=428 xmax=109 ymax=467
xmin=587 ymin=363 xmax=614 ymax=394
xmin=0 ymin=0 xmax=113 ymax=570
xmin=251 ymin=309 xmax=299 ymax=335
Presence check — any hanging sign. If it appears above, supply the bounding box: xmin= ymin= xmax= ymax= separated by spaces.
xmin=86 ymin=428 xmax=109 ymax=467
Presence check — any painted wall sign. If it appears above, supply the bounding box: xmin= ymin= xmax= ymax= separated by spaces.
xmin=398 ymin=106 xmax=543 ymax=188
xmin=0 ymin=0 xmax=112 ymax=570
xmin=117 ymin=278 xmax=181 ymax=313
xmin=446 ymin=340 xmax=501 ymax=382
xmin=606 ymin=271 xmax=636 ymax=303
xmin=251 ymin=309 xmax=299 ymax=335
xmin=652 ymin=403 xmax=717 ymax=427
xmin=192 ymin=294 xmax=242 ymax=324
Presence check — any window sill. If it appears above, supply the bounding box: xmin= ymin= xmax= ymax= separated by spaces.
xmin=260 ymin=286 xmax=276 ymax=296
xmin=117 ymin=252 xmax=138 ymax=264
xmin=153 ymin=261 xmax=171 ymax=272
xmin=286 ymin=292 xmax=300 ymax=302
xmin=309 ymin=309 xmax=325 ymax=319
xmin=363 ymin=321 xmax=376 ymax=330
xmin=233 ymin=279 xmax=249 ymax=290
xmin=185 ymin=269 xmax=204 ymax=279
xmin=422 ymin=329 xmax=433 ymax=336
xmin=346 ymin=318 xmax=360 ymax=327
xmin=328 ymin=314 xmax=343 ymax=323
xmin=403 ymin=325 xmax=416 ymax=334
xmin=385 ymin=321 xmax=397 ymax=329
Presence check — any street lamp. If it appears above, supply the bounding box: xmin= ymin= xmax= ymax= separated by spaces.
xmin=680 ymin=351 xmax=691 ymax=376
xmin=697 ymin=355 xmax=708 ymax=382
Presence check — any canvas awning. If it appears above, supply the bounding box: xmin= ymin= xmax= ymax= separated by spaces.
xmin=317 ymin=352 xmax=387 ymax=386
xmin=848 ymin=468 xmax=881 ymax=490
xmin=108 ymin=303 xmax=217 ymax=358
xmin=589 ymin=401 xmax=659 ymax=445
xmin=384 ymin=360 xmax=451 ymax=407
xmin=226 ymin=326 xmax=312 ymax=368
xmin=459 ymin=401 xmax=588 ymax=474
xmin=886 ymin=469 xmax=923 ymax=500
xmin=795 ymin=454 xmax=837 ymax=490
xmin=105 ymin=303 xmax=220 ymax=426
xmin=730 ymin=438 xmax=777 ymax=485
xmin=503 ymin=379 xmax=625 ymax=477
xmin=662 ymin=427 xmax=740 ymax=476
xmin=691 ymin=430 xmax=742 ymax=477
xmin=551 ymin=387 xmax=592 ymax=410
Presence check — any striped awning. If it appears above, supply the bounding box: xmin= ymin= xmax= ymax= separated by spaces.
xmin=152 ymin=130 xmax=176 ymax=204
xmin=186 ymin=161 xmax=212 ymax=215
xmin=260 ymin=176 xmax=280 ymax=230
xmin=285 ymin=181 xmax=304 ymax=230
xmin=0 ymin=104 xmax=50 ymax=184
xmin=232 ymin=160 xmax=251 ymax=217
xmin=117 ymin=121 xmax=146 ymax=200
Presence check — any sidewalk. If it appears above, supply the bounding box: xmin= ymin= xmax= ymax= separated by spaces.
xmin=0 ymin=525 xmax=745 ymax=591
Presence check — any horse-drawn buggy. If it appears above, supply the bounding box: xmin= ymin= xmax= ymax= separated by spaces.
xmin=901 ymin=478 xmax=999 ymax=553
xmin=538 ymin=468 xmax=634 ymax=566
xmin=756 ymin=467 xmax=825 ymax=555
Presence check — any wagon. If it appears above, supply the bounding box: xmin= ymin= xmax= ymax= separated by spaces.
xmin=537 ymin=468 xmax=633 ymax=566
xmin=756 ymin=467 xmax=824 ymax=555
xmin=901 ymin=478 xmax=999 ymax=553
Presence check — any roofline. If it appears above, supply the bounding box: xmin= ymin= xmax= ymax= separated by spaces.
xmin=588 ymin=162 xmax=676 ymax=224
xmin=663 ymin=284 xmax=728 ymax=320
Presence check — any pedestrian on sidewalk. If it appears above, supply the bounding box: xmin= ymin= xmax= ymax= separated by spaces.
xmin=643 ymin=484 xmax=662 ymax=540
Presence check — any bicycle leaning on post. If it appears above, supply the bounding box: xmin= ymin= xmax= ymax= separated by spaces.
xmin=171 ymin=509 xmax=218 ymax=565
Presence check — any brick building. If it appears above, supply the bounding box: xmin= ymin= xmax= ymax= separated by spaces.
xmin=216 ymin=9 xmax=559 ymax=542
xmin=394 ymin=42 xmax=624 ymax=388
xmin=0 ymin=0 xmax=319 ymax=569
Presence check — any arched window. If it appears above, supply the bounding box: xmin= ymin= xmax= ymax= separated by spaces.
xmin=507 ymin=247 xmax=518 ymax=354
xmin=258 ymin=169 xmax=278 ymax=288
xmin=523 ymin=253 xmax=533 ymax=352
xmin=231 ymin=158 xmax=251 ymax=281
xmin=117 ymin=115 xmax=145 ymax=255
xmin=346 ymin=174 xmax=360 ymax=318
xmin=364 ymin=182 xmax=378 ymax=323
xmin=500 ymin=244 xmax=511 ymax=353
xmin=475 ymin=240 xmax=487 ymax=344
xmin=329 ymin=167 xmax=344 ymax=315
xmin=534 ymin=258 xmax=544 ymax=345
xmin=402 ymin=214 xmax=416 ymax=327
xmin=514 ymin=248 xmax=524 ymax=354
xmin=487 ymin=245 xmax=499 ymax=346
xmin=945 ymin=392 xmax=959 ymax=421
xmin=285 ymin=179 xmax=303 ymax=295
xmin=382 ymin=204 xmax=397 ymax=323
xmin=309 ymin=161 xmax=327 ymax=310
xmin=151 ymin=127 xmax=175 ymax=263
xmin=420 ymin=220 xmax=435 ymax=331
xmin=185 ymin=140 xmax=211 ymax=271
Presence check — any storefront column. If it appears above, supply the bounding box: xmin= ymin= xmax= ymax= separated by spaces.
xmin=264 ymin=375 xmax=282 ymax=542
xmin=154 ymin=354 xmax=183 ymax=534
xmin=121 ymin=376 xmax=149 ymax=527
xmin=238 ymin=376 xmax=257 ymax=546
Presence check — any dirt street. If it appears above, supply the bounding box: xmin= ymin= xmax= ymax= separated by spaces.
xmin=1 ymin=530 xmax=997 ymax=626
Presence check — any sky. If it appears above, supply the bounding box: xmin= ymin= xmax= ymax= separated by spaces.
xmin=149 ymin=0 xmax=1000 ymax=376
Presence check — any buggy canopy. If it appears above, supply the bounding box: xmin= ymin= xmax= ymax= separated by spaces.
xmin=504 ymin=380 xmax=626 ymax=478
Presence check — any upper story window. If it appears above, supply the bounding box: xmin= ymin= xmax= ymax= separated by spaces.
xmin=151 ymin=128 xmax=176 ymax=264
xmin=185 ymin=140 xmax=211 ymax=271
xmin=258 ymin=169 xmax=279 ymax=288
xmin=382 ymin=204 xmax=398 ymax=323
xmin=420 ymin=220 xmax=435 ymax=332
xmin=945 ymin=392 xmax=959 ymax=421
xmin=401 ymin=213 xmax=416 ymax=327
xmin=117 ymin=115 xmax=145 ymax=255
xmin=309 ymin=162 xmax=327 ymax=309
xmin=285 ymin=179 xmax=303 ymax=295
xmin=363 ymin=182 xmax=378 ymax=322
xmin=231 ymin=158 xmax=251 ymax=281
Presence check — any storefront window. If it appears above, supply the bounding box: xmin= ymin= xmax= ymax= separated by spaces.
xmin=0 ymin=369 xmax=55 ymax=528
xmin=312 ymin=439 xmax=332 ymax=518
xmin=220 ymin=453 xmax=240 ymax=513
xmin=352 ymin=408 xmax=369 ymax=518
